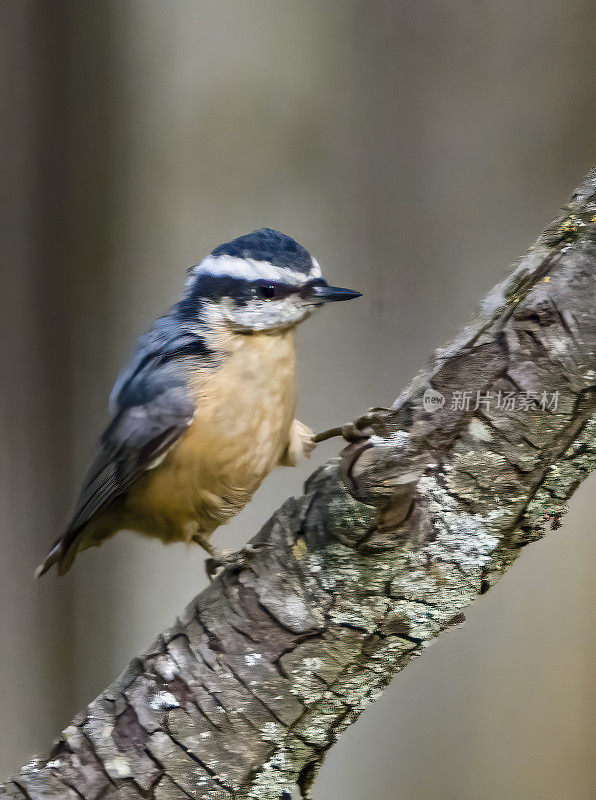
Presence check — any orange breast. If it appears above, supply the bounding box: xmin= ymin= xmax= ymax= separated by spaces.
xmin=124 ymin=328 xmax=296 ymax=538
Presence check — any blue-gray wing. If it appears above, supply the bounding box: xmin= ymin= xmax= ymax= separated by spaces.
xmin=70 ymin=382 xmax=195 ymax=532
xmin=37 ymin=358 xmax=196 ymax=576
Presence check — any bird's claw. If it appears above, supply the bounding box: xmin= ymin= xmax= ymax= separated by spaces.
xmin=205 ymin=544 xmax=258 ymax=580
xmin=302 ymin=428 xmax=316 ymax=458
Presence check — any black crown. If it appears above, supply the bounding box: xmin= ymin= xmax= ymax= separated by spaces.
xmin=211 ymin=228 xmax=313 ymax=274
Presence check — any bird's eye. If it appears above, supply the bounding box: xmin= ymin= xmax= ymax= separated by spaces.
xmin=257 ymin=284 xmax=276 ymax=300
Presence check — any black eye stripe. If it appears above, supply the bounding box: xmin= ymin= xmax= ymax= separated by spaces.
xmin=253 ymin=281 xmax=298 ymax=301
xmin=185 ymin=273 xmax=302 ymax=304
xmin=187 ymin=274 xmax=251 ymax=301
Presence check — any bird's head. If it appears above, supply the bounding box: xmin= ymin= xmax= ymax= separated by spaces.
xmin=182 ymin=228 xmax=361 ymax=334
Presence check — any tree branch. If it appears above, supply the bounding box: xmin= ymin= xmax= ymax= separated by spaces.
xmin=2 ymin=171 xmax=595 ymax=800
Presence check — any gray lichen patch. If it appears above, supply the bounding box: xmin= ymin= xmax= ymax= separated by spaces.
xmin=245 ymin=735 xmax=316 ymax=800
xmin=515 ymin=413 xmax=596 ymax=543
xmin=417 ymin=474 xmax=500 ymax=562
xmin=315 ymin=467 xmax=378 ymax=545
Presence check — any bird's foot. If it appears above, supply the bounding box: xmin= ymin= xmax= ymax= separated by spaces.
xmin=300 ymin=423 xmax=317 ymax=458
xmin=205 ymin=543 xmax=258 ymax=580
xmin=281 ymin=420 xmax=316 ymax=466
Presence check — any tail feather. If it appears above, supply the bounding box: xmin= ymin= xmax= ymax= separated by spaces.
xmin=36 ymin=520 xmax=111 ymax=577
xmin=35 ymin=539 xmax=64 ymax=578
xmin=36 ymin=532 xmax=79 ymax=578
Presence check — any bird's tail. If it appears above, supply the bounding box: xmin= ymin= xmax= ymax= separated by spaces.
xmin=35 ymin=538 xmax=63 ymax=578
xmin=35 ymin=531 xmax=79 ymax=578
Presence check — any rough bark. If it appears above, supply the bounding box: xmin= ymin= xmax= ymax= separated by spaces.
xmin=2 ymin=171 xmax=596 ymax=800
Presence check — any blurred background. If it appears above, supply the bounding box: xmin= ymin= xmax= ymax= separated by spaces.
xmin=1 ymin=1 xmax=595 ymax=798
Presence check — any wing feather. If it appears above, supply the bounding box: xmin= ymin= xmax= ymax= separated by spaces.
xmin=37 ymin=346 xmax=199 ymax=576
xmin=69 ymin=389 xmax=193 ymax=532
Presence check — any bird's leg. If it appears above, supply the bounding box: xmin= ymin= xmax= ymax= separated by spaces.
xmin=190 ymin=528 xmax=258 ymax=580
xmin=191 ymin=531 xmax=227 ymax=579
xmin=191 ymin=529 xmax=216 ymax=556
xmin=312 ymin=426 xmax=345 ymax=443
xmin=186 ymin=524 xmax=221 ymax=575
xmin=203 ymin=543 xmax=260 ymax=580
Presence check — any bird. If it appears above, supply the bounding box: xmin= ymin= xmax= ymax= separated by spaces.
xmin=37 ymin=228 xmax=361 ymax=577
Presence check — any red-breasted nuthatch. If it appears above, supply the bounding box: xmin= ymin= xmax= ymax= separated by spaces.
xmin=37 ymin=228 xmax=361 ymax=577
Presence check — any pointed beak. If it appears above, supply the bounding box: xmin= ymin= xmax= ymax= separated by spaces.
xmin=307 ymin=284 xmax=362 ymax=303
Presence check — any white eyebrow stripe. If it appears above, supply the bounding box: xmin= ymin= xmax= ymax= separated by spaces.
xmin=310 ymin=257 xmax=322 ymax=278
xmin=186 ymin=254 xmax=321 ymax=287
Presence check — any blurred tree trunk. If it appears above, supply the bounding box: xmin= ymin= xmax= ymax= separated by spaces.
xmin=0 ymin=0 xmax=111 ymax=773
